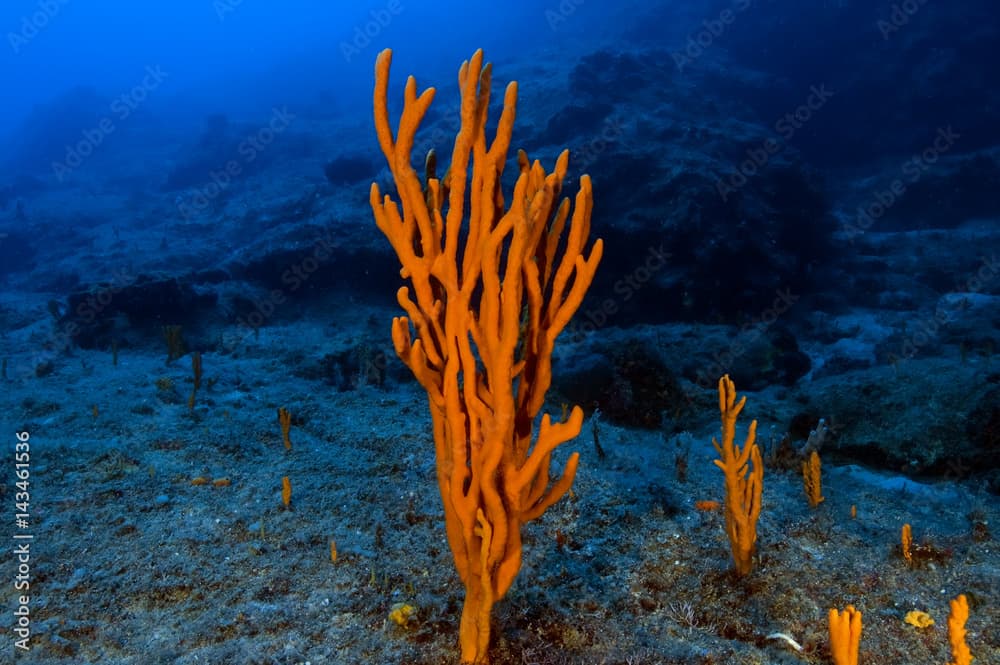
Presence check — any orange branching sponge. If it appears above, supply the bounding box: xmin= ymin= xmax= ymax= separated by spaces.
xmin=712 ymin=375 xmax=762 ymax=576
xmin=802 ymin=450 xmax=824 ymax=507
xmin=371 ymin=48 xmax=603 ymax=664
xmin=829 ymin=605 xmax=862 ymax=665
xmin=946 ymin=594 xmax=973 ymax=665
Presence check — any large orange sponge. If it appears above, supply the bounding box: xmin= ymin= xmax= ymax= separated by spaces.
xmin=371 ymin=48 xmax=603 ymax=664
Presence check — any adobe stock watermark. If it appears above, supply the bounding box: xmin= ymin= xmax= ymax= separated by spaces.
xmin=222 ymin=229 xmax=339 ymax=352
xmin=545 ymin=0 xmax=585 ymax=31
xmin=7 ymin=0 xmax=70 ymax=54
xmin=13 ymin=429 xmax=33 ymax=652
xmin=9 ymin=267 xmax=136 ymax=381
xmin=877 ymin=0 xmax=930 ymax=40
xmin=886 ymin=253 xmax=998 ymax=363
xmin=51 ymin=65 xmax=169 ymax=182
xmin=841 ymin=126 xmax=959 ymax=241
xmin=414 ymin=112 xmax=619 ymax=187
xmin=233 ymin=237 xmax=334 ymax=335
xmin=567 ymin=243 xmax=671 ymax=342
xmin=176 ymin=106 xmax=295 ymax=219
xmin=574 ymin=116 xmax=626 ymax=175
xmin=694 ymin=287 xmax=799 ymax=390
xmin=672 ymin=0 xmax=753 ymax=72
xmin=213 ymin=0 xmax=245 ymax=21
xmin=716 ymin=83 xmax=833 ymax=202
xmin=340 ymin=0 xmax=404 ymax=63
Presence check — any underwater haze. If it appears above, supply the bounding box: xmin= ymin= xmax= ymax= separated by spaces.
xmin=0 ymin=1 xmax=998 ymax=664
